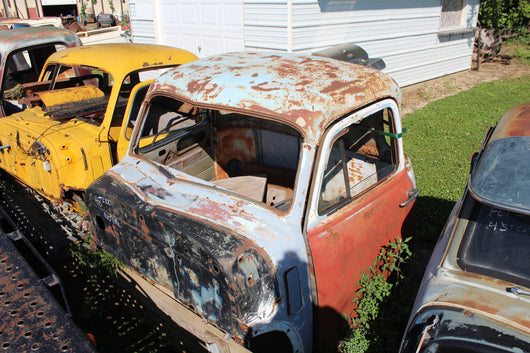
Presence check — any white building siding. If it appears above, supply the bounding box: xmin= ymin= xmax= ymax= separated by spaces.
xmin=129 ymin=0 xmax=156 ymax=44
xmin=284 ymin=0 xmax=479 ymax=86
xmin=130 ymin=0 xmax=480 ymax=86
xmin=243 ymin=1 xmax=290 ymax=51
xmin=129 ymin=0 xmax=244 ymax=57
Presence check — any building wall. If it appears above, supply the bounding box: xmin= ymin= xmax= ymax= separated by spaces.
xmin=0 ymin=0 xmax=40 ymax=18
xmin=130 ymin=0 xmax=244 ymax=56
xmin=129 ymin=0 xmax=480 ymax=87
xmin=244 ymin=0 xmax=480 ymax=86
xmin=0 ymin=0 xmax=128 ymax=21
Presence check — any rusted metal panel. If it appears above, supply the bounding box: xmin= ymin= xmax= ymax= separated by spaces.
xmin=489 ymin=102 xmax=530 ymax=140
xmin=39 ymin=85 xmax=105 ymax=108
xmin=86 ymin=161 xmax=313 ymax=352
xmin=0 ymin=213 xmax=96 ymax=352
xmin=120 ymin=267 xmax=252 ymax=353
xmin=0 ymin=27 xmax=80 ymax=58
xmin=149 ymin=52 xmax=401 ymax=145
xmin=86 ymin=52 xmax=414 ymax=353
xmin=401 ymin=103 xmax=530 ymax=353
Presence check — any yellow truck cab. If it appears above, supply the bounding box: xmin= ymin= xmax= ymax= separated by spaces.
xmin=0 ymin=44 xmax=197 ymax=209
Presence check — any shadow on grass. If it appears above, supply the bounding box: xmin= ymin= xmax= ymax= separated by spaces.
xmin=364 ymin=195 xmax=457 ymax=353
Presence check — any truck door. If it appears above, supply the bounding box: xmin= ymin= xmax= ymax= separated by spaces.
xmin=305 ymin=99 xmax=417 ymax=343
xmin=116 ymin=80 xmax=152 ymax=160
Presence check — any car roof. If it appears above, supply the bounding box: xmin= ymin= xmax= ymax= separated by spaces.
xmin=150 ymin=51 xmax=401 ymax=144
xmin=489 ymin=103 xmax=530 ymax=141
xmin=45 ymin=44 xmax=198 ymax=81
xmin=469 ymin=102 xmax=530 ymax=214
xmin=0 ymin=27 xmax=79 ymax=56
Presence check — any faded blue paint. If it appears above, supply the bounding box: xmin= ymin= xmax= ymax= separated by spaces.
xmin=149 ymin=52 xmax=401 ymax=145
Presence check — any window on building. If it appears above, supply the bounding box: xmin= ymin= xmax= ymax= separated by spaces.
xmin=440 ymin=0 xmax=465 ymax=28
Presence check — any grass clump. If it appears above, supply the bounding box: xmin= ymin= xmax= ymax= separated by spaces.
xmin=504 ymin=35 xmax=530 ymax=64
xmin=70 ymin=240 xmax=123 ymax=276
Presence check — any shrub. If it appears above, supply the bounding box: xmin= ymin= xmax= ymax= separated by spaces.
xmin=479 ymin=0 xmax=530 ymax=36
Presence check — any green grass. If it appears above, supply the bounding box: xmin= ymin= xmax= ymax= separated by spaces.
xmin=405 ymin=76 xmax=530 ymax=201
xmin=342 ymin=76 xmax=530 ymax=353
xmin=504 ymin=36 xmax=530 ymax=64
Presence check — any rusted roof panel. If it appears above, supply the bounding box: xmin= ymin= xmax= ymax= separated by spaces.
xmin=150 ymin=52 xmax=401 ymax=143
xmin=490 ymin=102 xmax=530 ymax=141
xmin=0 ymin=27 xmax=80 ymax=56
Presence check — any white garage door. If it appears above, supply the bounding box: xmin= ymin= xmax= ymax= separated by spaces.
xmin=130 ymin=0 xmax=244 ymax=58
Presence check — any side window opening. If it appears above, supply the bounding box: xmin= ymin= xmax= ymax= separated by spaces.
xmin=134 ymin=96 xmax=301 ymax=211
xmin=109 ymin=66 xmax=179 ymax=141
xmin=1 ymin=45 xmax=66 ymax=115
xmin=318 ymin=108 xmax=398 ymax=214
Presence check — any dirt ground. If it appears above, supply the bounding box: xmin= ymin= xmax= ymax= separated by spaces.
xmin=401 ymin=51 xmax=530 ymax=115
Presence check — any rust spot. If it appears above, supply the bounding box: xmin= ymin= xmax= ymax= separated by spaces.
xmin=251 ymin=82 xmax=279 ymax=92
xmin=491 ymin=104 xmax=530 ymax=139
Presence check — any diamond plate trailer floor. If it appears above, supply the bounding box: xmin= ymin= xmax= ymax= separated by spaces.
xmin=0 ymin=208 xmax=97 ymax=353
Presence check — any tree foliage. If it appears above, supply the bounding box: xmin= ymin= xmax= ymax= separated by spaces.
xmin=479 ymin=0 xmax=530 ymax=35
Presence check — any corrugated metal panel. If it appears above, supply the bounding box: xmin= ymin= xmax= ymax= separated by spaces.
xmin=130 ymin=20 xmax=156 ymax=43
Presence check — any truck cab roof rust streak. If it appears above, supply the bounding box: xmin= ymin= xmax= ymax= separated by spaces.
xmin=86 ymin=52 xmax=417 ymax=353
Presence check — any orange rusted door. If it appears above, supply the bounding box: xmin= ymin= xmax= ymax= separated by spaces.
xmin=305 ymin=99 xmax=416 ymax=342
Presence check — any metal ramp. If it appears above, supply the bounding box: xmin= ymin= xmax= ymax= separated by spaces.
xmin=0 ymin=207 xmax=97 ymax=353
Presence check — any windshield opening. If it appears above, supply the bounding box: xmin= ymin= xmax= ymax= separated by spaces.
xmin=134 ymin=95 xmax=302 ymax=212
xmin=457 ymin=200 xmax=530 ymax=288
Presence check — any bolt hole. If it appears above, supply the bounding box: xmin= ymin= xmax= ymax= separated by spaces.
xmin=95 ymin=215 xmax=105 ymax=230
